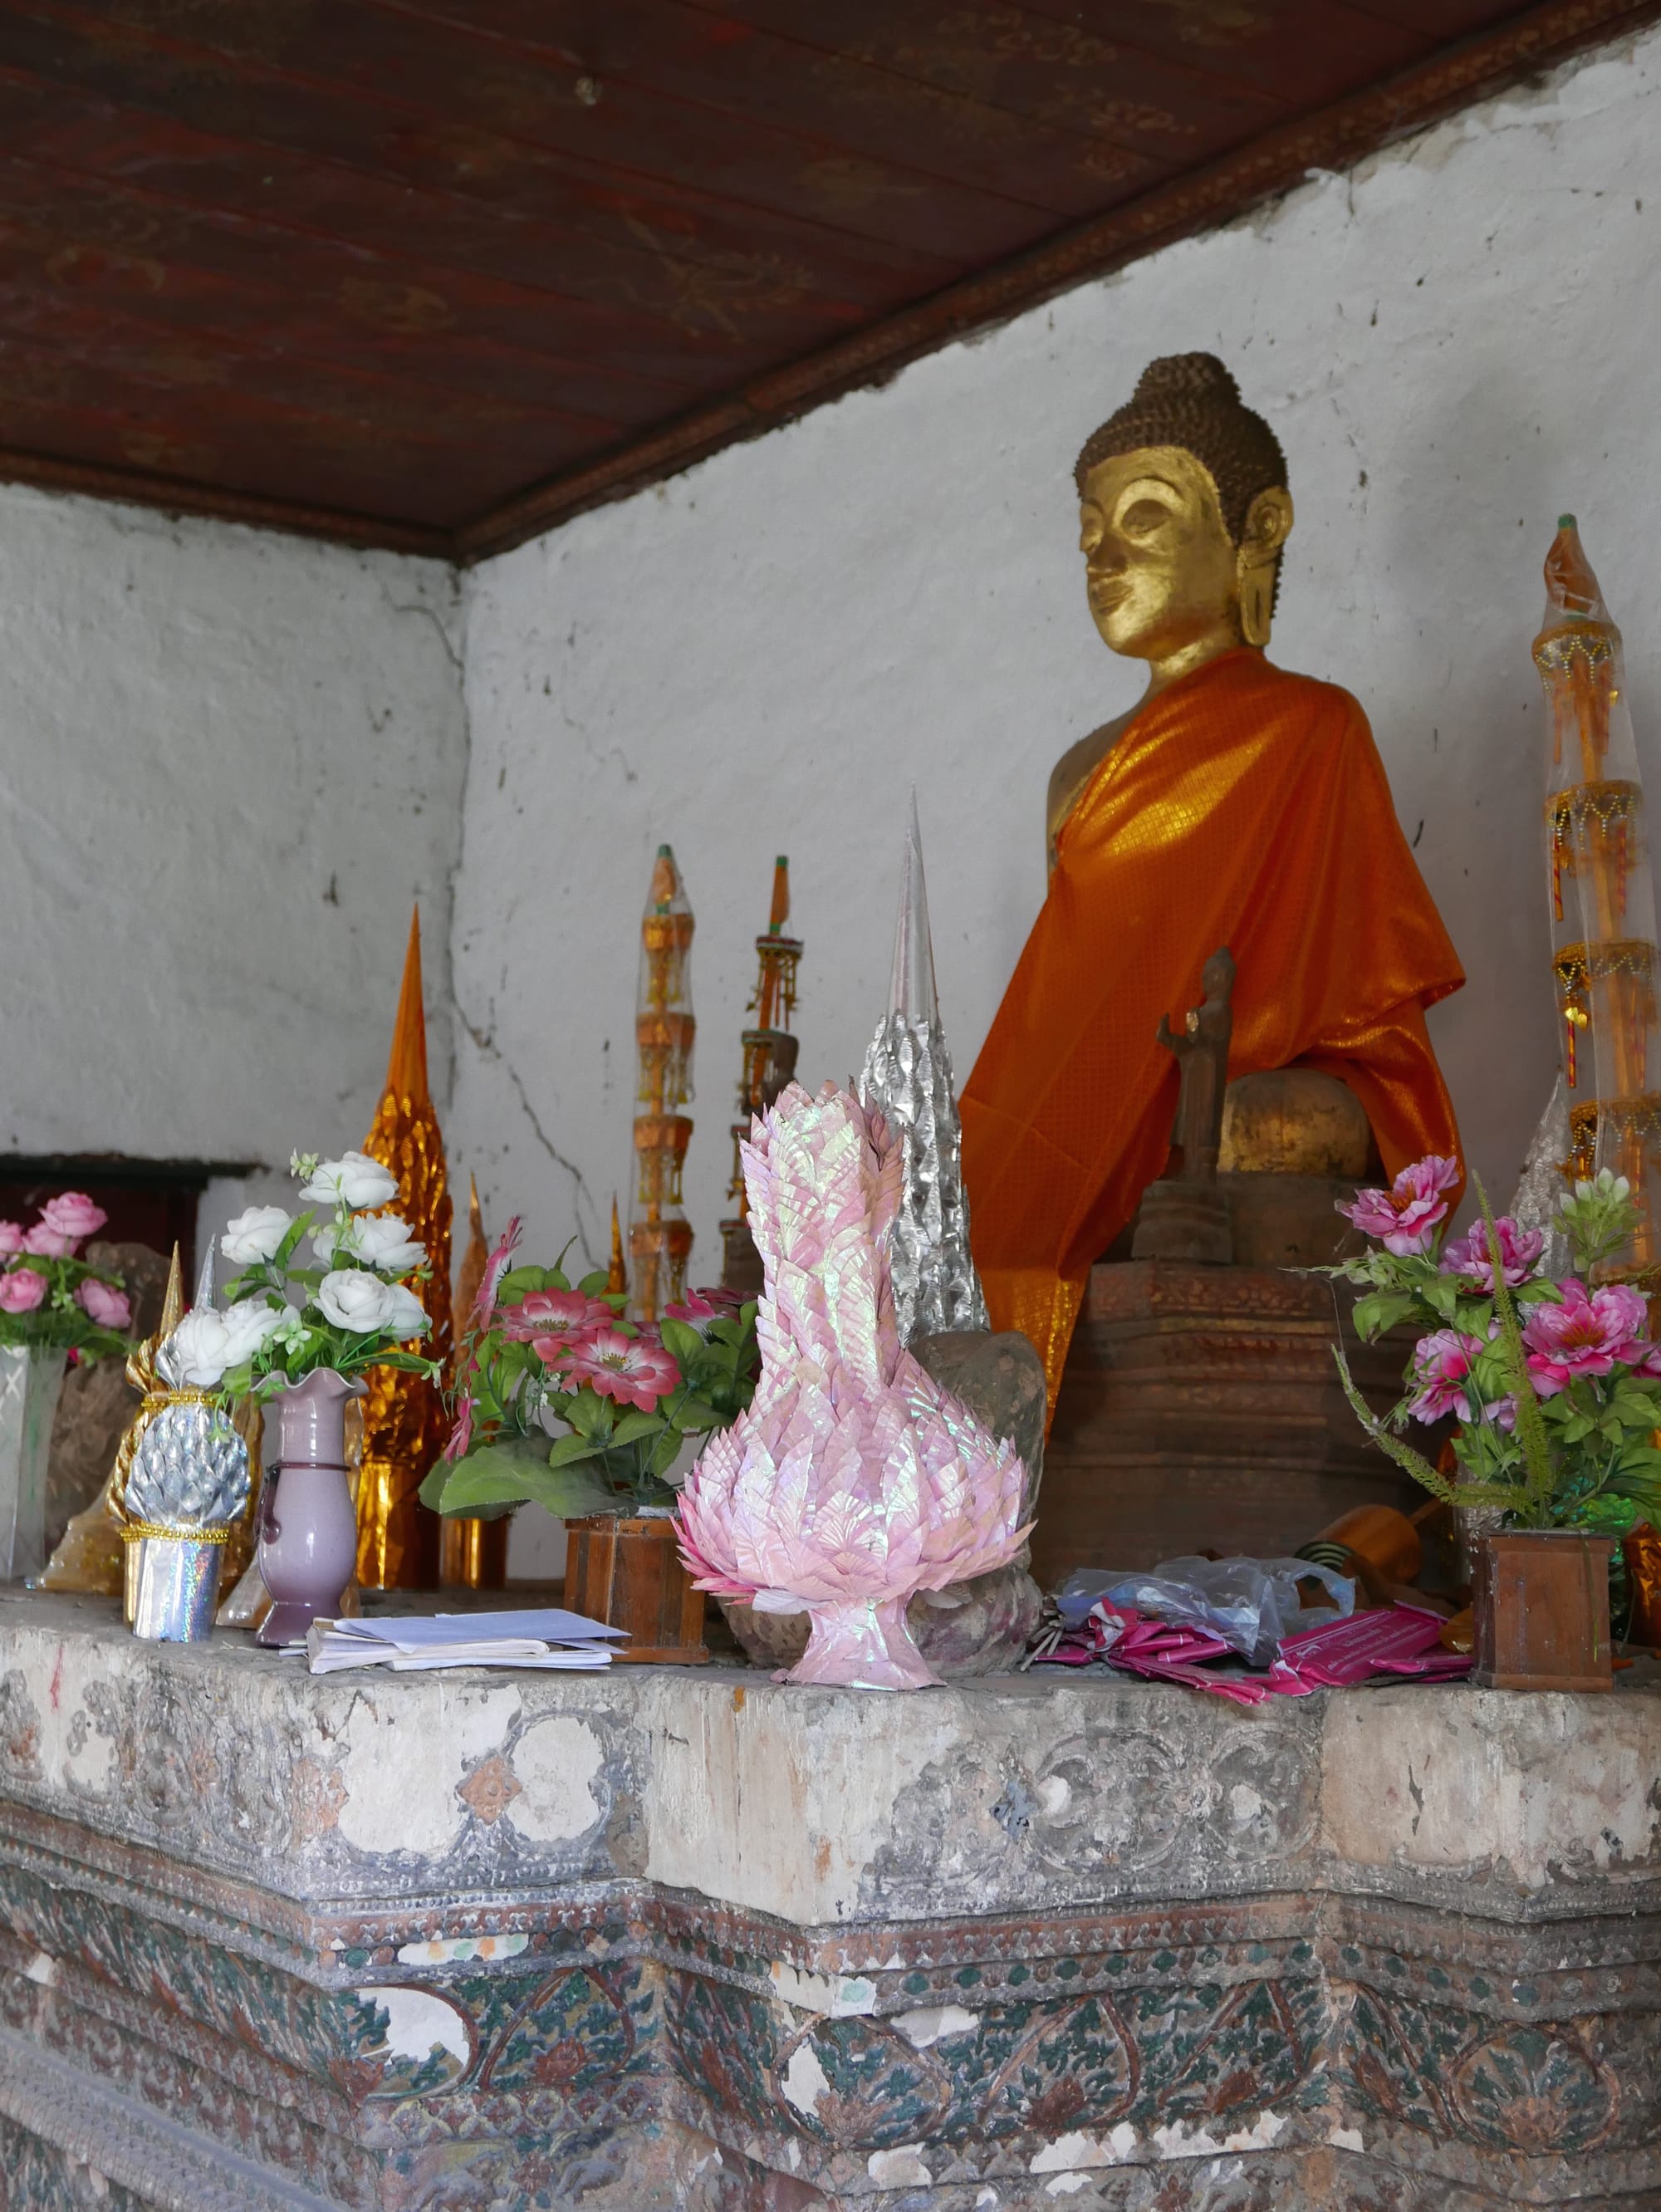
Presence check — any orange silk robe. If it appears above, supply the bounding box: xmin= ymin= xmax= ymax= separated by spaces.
xmin=961 ymin=646 xmax=1465 ymax=1410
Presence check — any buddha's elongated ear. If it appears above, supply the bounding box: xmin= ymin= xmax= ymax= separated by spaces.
xmin=1237 ymin=485 xmax=1294 ymax=646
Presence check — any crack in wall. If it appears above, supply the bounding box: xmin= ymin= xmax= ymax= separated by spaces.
xmin=454 ymin=1007 xmax=601 ymax=1272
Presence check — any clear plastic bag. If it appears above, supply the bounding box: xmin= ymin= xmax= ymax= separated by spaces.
xmin=1055 ymin=1553 xmax=1355 ymax=1665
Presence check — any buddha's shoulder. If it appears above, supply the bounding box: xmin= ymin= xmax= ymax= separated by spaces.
xmin=1251 ymin=656 xmax=1369 ymax=728
xmin=1047 ymin=709 xmax=1138 ymax=841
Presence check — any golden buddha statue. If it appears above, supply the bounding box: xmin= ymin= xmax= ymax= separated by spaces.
xmin=962 ymin=353 xmax=1465 ymax=1410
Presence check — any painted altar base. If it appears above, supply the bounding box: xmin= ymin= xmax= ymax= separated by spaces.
xmin=0 ymin=1589 xmax=1657 ymax=2210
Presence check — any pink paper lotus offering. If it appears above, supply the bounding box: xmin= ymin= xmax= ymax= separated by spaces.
xmin=675 ymin=1081 xmax=1030 ymax=1690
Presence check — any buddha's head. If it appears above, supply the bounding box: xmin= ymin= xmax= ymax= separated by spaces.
xmin=1074 ymin=354 xmax=1292 ymax=669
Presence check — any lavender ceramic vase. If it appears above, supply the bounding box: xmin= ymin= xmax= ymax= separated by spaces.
xmin=256 ymin=1370 xmax=364 ymax=1648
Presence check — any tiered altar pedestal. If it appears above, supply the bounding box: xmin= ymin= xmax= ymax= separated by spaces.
xmin=0 ymin=1589 xmax=1658 ymax=2210
xmin=1037 ymin=1257 xmax=1420 ymax=1582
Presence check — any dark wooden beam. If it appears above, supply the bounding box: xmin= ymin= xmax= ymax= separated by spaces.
xmin=1 ymin=0 xmax=1654 ymax=564
xmin=455 ymin=0 xmax=1661 ymax=562
xmin=0 ymin=443 xmax=452 ymax=557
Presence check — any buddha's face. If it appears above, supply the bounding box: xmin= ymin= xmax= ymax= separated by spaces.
xmin=1079 ymin=446 xmax=1242 ymax=663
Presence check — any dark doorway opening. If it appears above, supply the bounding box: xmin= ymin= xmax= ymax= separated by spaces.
xmin=0 ymin=1157 xmax=256 ymax=1284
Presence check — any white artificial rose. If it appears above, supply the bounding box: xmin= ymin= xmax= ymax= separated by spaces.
xmin=218 ymin=1297 xmax=294 ymax=1368
xmin=316 ymin=1268 xmax=398 ymax=1336
xmin=381 ymin=1281 xmax=431 ymax=1342
xmin=220 ymin=1206 xmax=293 ymax=1266
xmin=344 ymin=1214 xmax=427 ymax=1275
xmin=157 ymin=1309 xmax=231 ymax=1389
xmin=301 ymin=1151 xmax=398 ymax=1211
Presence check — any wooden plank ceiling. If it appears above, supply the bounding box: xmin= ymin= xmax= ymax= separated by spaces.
xmin=0 ymin=0 xmax=1652 ymax=560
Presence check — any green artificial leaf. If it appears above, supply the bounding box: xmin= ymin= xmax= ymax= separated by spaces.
xmin=658 ymin=1317 xmax=705 ymax=1369
xmin=1418 ymin=1278 xmax=1465 ymax=1323
xmin=547 ymin=1431 xmax=605 ymax=1468
xmin=606 ymin=1409 xmax=664 ymax=1449
xmin=494 ymin=1266 xmax=545 ymax=1304
xmin=576 ymin=1269 xmax=610 ymax=1297
xmin=1350 ymin=1291 xmax=1419 ymax=1342
xmin=564 ymin=1387 xmax=606 ymax=1440
xmin=512 ymin=1459 xmax=620 ymax=1519
xmin=219 ymin=1357 xmax=256 ymax=1400
xmin=425 ymin=1435 xmax=557 ymax=1512
xmin=645 ymin=1425 xmax=686 ymax=1479
xmin=274 ymin=1212 xmax=313 ymax=1269
xmin=671 ymin=1395 xmax=721 ymax=1432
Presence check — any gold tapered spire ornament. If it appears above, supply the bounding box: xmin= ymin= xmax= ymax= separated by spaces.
xmin=40 ymin=1244 xmax=186 ymax=1595
xmin=357 ymin=907 xmax=453 ymax=1588
xmin=439 ymin=1174 xmax=507 ymax=1591
xmin=607 ymin=1196 xmax=628 ymax=1297
xmin=456 ymin=1175 xmax=489 ymax=1321
xmin=719 ymin=858 xmax=802 ymax=1296
xmin=41 ymin=1243 xmax=263 ymax=1603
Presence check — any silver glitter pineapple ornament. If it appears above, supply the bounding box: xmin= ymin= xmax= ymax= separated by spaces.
xmin=859 ymin=792 xmax=989 ymax=1345
xmin=125 ymin=1400 xmax=249 ymax=1531
xmin=123 ymin=1286 xmax=250 ymax=1642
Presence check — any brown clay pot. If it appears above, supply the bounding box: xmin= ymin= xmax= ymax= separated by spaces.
xmin=1473 ymin=1529 xmax=1615 ymax=1691
xmin=565 ymin=1513 xmax=708 ymax=1664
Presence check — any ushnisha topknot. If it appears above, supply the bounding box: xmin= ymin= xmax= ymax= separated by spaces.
xmin=1074 ymin=352 xmax=1287 ymax=545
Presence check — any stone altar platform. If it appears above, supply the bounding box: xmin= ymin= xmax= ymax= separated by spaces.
xmin=0 ymin=1590 xmax=1658 ymax=2211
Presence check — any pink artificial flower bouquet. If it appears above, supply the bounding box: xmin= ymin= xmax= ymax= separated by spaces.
xmin=1330 ymin=1160 xmax=1661 ymax=1534
xmin=421 ymin=1227 xmax=761 ymax=1523
xmin=0 ymin=1194 xmax=133 ymax=1363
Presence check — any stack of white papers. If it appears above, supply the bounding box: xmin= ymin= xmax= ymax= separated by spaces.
xmin=304 ymin=1607 xmax=629 ymax=1674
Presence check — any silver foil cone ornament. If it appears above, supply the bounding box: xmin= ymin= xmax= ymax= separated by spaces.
xmin=858 ymin=792 xmax=988 ymax=1345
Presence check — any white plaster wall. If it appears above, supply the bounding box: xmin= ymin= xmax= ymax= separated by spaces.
xmin=453 ymin=24 xmax=1661 ymax=1273
xmin=0 ymin=486 xmax=467 ymax=1184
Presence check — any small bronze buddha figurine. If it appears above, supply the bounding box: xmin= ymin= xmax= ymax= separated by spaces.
xmin=962 ymin=352 xmax=1465 ymax=1408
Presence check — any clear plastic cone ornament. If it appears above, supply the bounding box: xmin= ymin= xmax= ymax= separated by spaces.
xmin=674 ymin=1081 xmax=1030 ymax=1690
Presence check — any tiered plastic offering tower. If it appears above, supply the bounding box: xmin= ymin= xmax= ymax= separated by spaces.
xmin=1533 ymin=516 xmax=1661 ymax=1277
xmin=719 ymin=858 xmax=802 ymax=1295
xmin=630 ymin=846 xmax=695 ymax=1324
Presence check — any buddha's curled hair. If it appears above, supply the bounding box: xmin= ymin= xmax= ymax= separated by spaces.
xmin=1074 ymin=352 xmax=1286 ymax=546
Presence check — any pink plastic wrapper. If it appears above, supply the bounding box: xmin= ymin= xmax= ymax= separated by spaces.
xmin=1267 ymin=1603 xmax=1472 ymax=1695
xmin=1034 ymin=1598 xmax=1470 ymax=1702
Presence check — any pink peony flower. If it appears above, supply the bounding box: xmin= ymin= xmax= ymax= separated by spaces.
xmin=500 ymin=1288 xmax=615 ymax=1343
xmin=0 ymin=1223 xmax=22 ymax=1257
xmin=1439 ymin=1214 xmax=1544 ymax=1290
xmin=41 ymin=1192 xmax=107 ymax=1243
xmin=664 ymin=1287 xmax=745 ymax=1329
xmin=1405 ymin=1328 xmax=1484 ymax=1422
xmin=22 ymin=1223 xmax=76 ymax=1258
xmin=1338 ymin=1155 xmax=1461 ymax=1255
xmin=1522 ymin=1279 xmax=1654 ymax=1395
xmin=76 ymin=1278 xmax=130 ymax=1330
xmin=0 ymin=1268 xmax=49 ymax=1314
xmin=558 ymin=1327 xmax=681 ymax=1413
